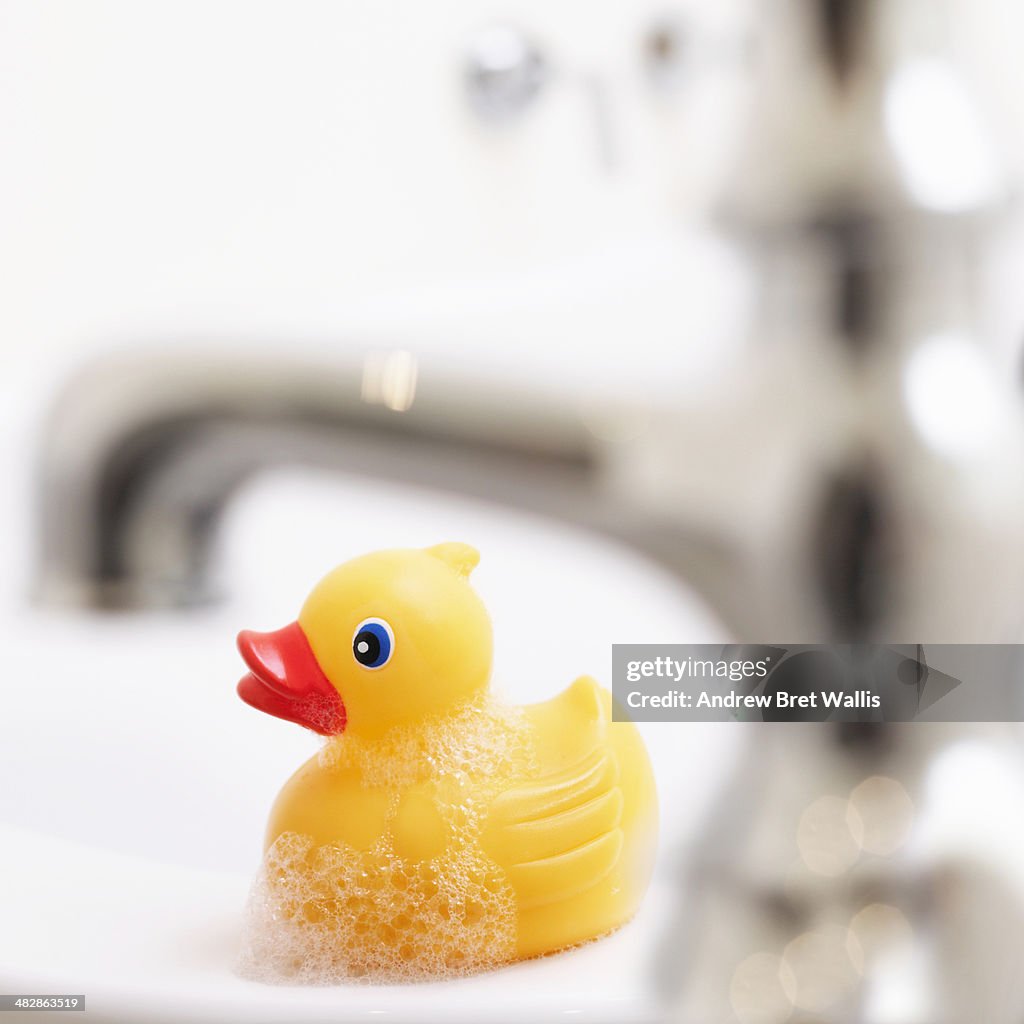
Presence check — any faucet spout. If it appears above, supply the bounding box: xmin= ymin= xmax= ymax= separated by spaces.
xmin=33 ymin=348 xmax=740 ymax=613
xmin=34 ymin=350 xmax=603 ymax=608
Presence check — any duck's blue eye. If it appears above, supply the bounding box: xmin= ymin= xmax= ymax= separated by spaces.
xmin=352 ymin=618 xmax=394 ymax=669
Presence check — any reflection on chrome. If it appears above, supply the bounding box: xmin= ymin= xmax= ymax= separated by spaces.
xmin=885 ymin=58 xmax=1001 ymax=214
xmin=902 ymin=333 xmax=1007 ymax=462
xmin=361 ymin=349 xmax=419 ymax=413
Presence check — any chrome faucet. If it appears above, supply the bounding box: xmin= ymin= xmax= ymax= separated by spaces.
xmin=34 ymin=1 xmax=1024 ymax=639
xmin=36 ymin=347 xmax=753 ymax=613
xmin=660 ymin=0 xmax=1024 ymax=1020
xmin=34 ymin=350 xmax=598 ymax=608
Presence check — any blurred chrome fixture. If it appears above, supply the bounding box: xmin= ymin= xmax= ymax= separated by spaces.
xmin=32 ymin=344 xmax=745 ymax=612
xmin=463 ymin=24 xmax=549 ymax=123
xmin=664 ymin=722 xmax=1024 ymax=1024
xmin=663 ymin=0 xmax=1024 ymax=1019
xmin=33 ymin=0 xmax=1024 ymax=640
xmin=33 ymin=350 xmax=599 ymax=608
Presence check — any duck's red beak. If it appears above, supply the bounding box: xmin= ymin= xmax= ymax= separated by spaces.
xmin=236 ymin=622 xmax=346 ymax=735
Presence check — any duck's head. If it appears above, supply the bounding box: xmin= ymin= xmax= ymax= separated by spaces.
xmin=236 ymin=543 xmax=492 ymax=738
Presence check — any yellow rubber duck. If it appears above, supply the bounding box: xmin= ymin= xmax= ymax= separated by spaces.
xmin=236 ymin=543 xmax=657 ymax=979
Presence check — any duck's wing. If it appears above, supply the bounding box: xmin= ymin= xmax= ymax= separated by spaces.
xmin=481 ymin=676 xmax=624 ymax=910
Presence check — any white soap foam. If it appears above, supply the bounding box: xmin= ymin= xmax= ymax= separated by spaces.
xmin=238 ymin=698 xmax=535 ymax=984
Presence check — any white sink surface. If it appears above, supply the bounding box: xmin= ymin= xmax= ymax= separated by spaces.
xmin=0 ymin=825 xmax=677 ymax=1024
xmin=0 ymin=473 xmax=741 ymax=1022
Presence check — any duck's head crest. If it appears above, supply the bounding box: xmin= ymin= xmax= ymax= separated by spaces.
xmin=425 ymin=541 xmax=479 ymax=579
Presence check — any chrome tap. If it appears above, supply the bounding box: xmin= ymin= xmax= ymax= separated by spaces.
xmin=34 ymin=347 xmax=747 ymax=613
xmin=659 ymin=0 xmax=1024 ymax=1020
xmin=37 ymin=0 xmax=1024 ymax=640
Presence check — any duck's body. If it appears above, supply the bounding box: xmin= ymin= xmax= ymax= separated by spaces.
xmin=265 ymin=676 xmax=656 ymax=961
xmin=237 ymin=544 xmax=657 ymax=979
